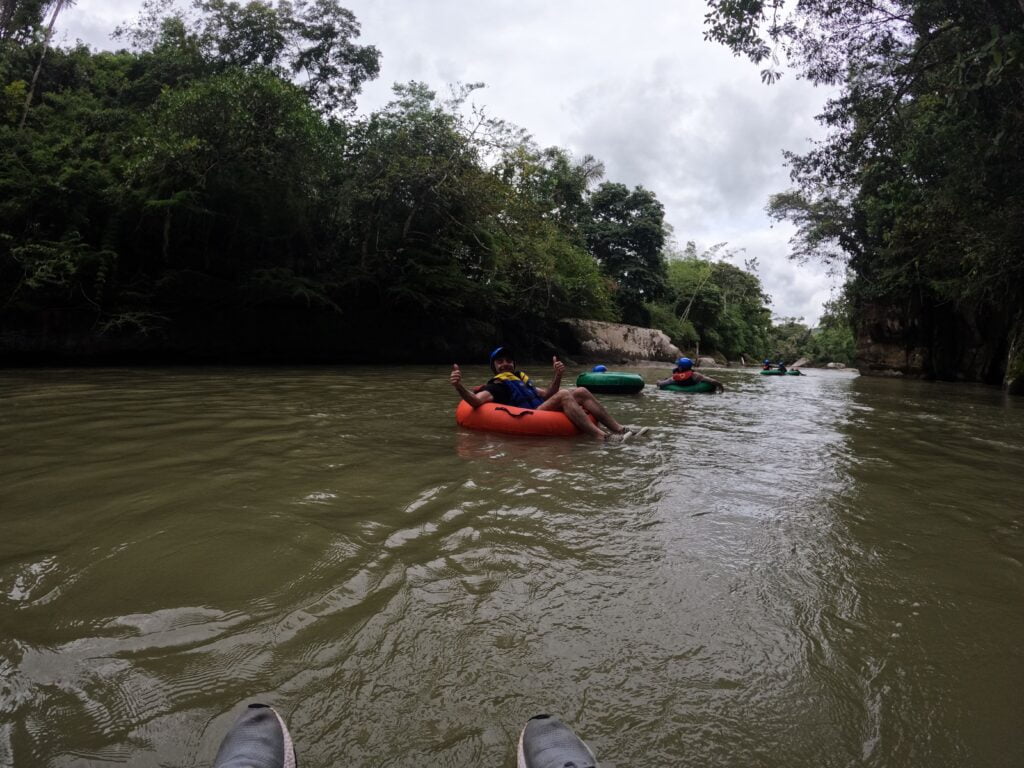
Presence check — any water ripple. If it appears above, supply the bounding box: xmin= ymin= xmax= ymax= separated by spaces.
xmin=1 ymin=367 xmax=1022 ymax=766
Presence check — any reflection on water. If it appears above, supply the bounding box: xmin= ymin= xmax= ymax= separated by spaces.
xmin=1 ymin=366 xmax=1022 ymax=767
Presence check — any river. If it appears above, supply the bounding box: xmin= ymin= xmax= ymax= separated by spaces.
xmin=1 ymin=365 xmax=1022 ymax=767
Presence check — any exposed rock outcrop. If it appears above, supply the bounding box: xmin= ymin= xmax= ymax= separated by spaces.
xmin=855 ymin=297 xmax=1016 ymax=389
xmin=856 ymin=301 xmax=929 ymax=377
xmin=1007 ymin=322 xmax=1024 ymax=395
xmin=558 ymin=318 xmax=681 ymax=363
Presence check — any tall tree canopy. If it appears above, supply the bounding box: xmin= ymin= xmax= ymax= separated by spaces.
xmin=0 ymin=3 xmax=627 ymax=360
xmin=646 ymin=242 xmax=772 ymax=360
xmin=2 ymin=1 xmax=786 ymax=363
xmin=117 ymin=0 xmax=381 ymax=114
xmin=706 ymin=0 xmax=1024 ymax=384
xmin=584 ymin=182 xmax=668 ymax=326
xmin=1 ymin=0 xmax=53 ymax=43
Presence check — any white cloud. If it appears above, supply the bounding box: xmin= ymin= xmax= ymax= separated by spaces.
xmin=60 ymin=0 xmax=839 ymax=324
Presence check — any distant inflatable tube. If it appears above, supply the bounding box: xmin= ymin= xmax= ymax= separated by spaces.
xmin=660 ymin=380 xmax=716 ymax=393
xmin=574 ymin=371 xmax=645 ymax=394
xmin=455 ymin=400 xmax=593 ymax=436
xmin=786 ymin=369 xmax=804 ymax=375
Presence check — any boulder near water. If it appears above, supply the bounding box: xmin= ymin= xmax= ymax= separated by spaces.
xmin=558 ymin=318 xmax=681 ymax=362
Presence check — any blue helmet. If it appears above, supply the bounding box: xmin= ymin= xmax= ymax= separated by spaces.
xmin=592 ymin=364 xmax=608 ymax=372
xmin=489 ymin=345 xmax=515 ymax=372
xmin=676 ymin=357 xmax=693 ymax=370
xmin=763 ymin=359 xmax=771 ymax=365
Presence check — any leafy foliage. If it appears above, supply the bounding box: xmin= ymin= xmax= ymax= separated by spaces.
xmin=647 ymin=241 xmax=773 ymax=360
xmin=805 ymin=297 xmax=856 ymax=365
xmin=1 ymin=0 xmax=53 ymax=44
xmin=765 ymin=296 xmax=855 ymax=365
xmin=116 ymin=0 xmax=381 ymax=114
xmin=708 ymin=0 xmax=1024 ymax=382
xmin=0 ymin=7 xmax=626 ymax=358
xmin=583 ymin=182 xmax=668 ymax=326
xmin=2 ymin=2 xmax=799 ymax=361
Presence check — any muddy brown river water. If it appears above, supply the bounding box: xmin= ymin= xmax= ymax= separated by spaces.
xmin=1 ymin=365 xmax=1022 ymax=767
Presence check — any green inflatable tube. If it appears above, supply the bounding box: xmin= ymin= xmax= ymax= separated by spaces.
xmin=575 ymin=371 xmax=646 ymax=394
xmin=660 ymin=380 xmax=716 ymax=393
xmin=760 ymin=369 xmax=786 ymax=375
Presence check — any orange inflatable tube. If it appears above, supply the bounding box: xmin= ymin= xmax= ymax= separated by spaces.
xmin=455 ymin=400 xmax=594 ymax=436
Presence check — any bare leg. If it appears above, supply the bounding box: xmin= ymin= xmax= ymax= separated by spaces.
xmin=538 ymin=390 xmax=607 ymax=440
xmin=569 ymin=388 xmax=625 ymax=433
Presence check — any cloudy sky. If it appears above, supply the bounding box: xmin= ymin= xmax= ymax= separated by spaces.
xmin=59 ymin=0 xmax=842 ymax=324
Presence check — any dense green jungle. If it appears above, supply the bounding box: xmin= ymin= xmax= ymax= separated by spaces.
xmin=1 ymin=0 xmax=1021 ymax=391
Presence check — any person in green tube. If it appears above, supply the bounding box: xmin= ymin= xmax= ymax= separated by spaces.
xmin=656 ymin=356 xmax=724 ymax=392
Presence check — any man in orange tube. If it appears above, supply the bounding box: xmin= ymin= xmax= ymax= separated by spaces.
xmin=450 ymin=345 xmax=639 ymax=441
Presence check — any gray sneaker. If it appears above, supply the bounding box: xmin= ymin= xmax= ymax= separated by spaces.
xmin=213 ymin=703 xmax=296 ymax=768
xmin=517 ymin=714 xmax=597 ymax=768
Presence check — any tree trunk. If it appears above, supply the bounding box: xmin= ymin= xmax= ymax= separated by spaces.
xmin=679 ymin=266 xmax=714 ymax=324
xmin=19 ymin=0 xmax=66 ymax=130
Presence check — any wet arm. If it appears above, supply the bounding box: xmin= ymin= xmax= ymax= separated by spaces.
xmin=693 ymin=371 xmax=724 ymax=391
xmin=539 ymin=357 xmax=565 ymax=400
xmin=450 ymin=365 xmax=494 ymax=408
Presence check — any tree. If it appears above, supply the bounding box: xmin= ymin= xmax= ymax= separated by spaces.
xmin=5 ymin=0 xmax=75 ymax=129
xmin=128 ymin=69 xmax=332 ymax=283
xmin=648 ymin=241 xmax=771 ymax=359
xmin=331 ymin=82 xmax=614 ymax=343
xmin=0 ymin=0 xmax=620 ymax=360
xmin=707 ymin=0 xmax=1024 ymax=383
xmin=767 ymin=317 xmax=810 ymax=362
xmin=805 ymin=296 xmax=855 ymax=365
xmin=117 ymin=0 xmax=381 ymax=114
xmin=495 ymin=144 xmax=604 ymax=244
xmin=1 ymin=0 xmax=51 ymax=43
xmin=583 ymin=182 xmax=668 ymax=325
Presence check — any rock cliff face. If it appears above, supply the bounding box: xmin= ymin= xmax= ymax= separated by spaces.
xmin=558 ymin=318 xmax=681 ymax=363
xmin=1006 ymin=325 xmax=1024 ymax=395
xmin=856 ymin=297 xmax=1020 ymax=389
xmin=856 ymin=301 xmax=930 ymax=377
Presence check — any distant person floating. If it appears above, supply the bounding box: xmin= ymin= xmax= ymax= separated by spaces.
xmin=761 ymin=358 xmax=801 ymax=376
xmin=657 ymin=356 xmax=724 ymax=393
xmin=211 ymin=704 xmax=597 ymax=768
xmin=450 ymin=345 xmax=644 ymax=441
